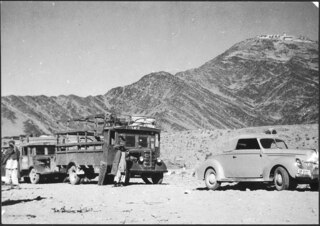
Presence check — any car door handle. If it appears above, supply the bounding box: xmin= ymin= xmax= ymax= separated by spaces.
xmin=233 ymin=156 xmax=237 ymax=158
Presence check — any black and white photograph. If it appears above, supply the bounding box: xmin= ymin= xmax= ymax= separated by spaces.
xmin=1 ymin=1 xmax=319 ymax=224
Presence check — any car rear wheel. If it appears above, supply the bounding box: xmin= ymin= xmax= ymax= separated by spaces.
xmin=29 ymin=168 xmax=40 ymax=184
xmin=274 ymin=166 xmax=295 ymax=191
xmin=205 ymin=168 xmax=220 ymax=190
xmin=68 ymin=165 xmax=80 ymax=185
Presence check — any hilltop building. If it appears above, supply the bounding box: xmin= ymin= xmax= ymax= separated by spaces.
xmin=256 ymin=33 xmax=313 ymax=43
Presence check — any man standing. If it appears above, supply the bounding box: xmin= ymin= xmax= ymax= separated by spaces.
xmin=111 ymin=136 xmax=128 ymax=187
xmin=4 ymin=140 xmax=20 ymax=187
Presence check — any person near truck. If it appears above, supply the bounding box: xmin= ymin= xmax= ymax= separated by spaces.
xmin=111 ymin=136 xmax=128 ymax=187
xmin=3 ymin=140 xmax=20 ymax=187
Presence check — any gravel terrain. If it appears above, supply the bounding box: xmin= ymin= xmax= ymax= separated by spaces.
xmin=1 ymin=169 xmax=318 ymax=224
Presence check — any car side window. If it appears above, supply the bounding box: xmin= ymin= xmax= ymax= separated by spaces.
xmin=236 ymin=139 xmax=260 ymax=150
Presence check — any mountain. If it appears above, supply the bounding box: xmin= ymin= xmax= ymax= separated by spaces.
xmin=1 ymin=36 xmax=318 ymax=136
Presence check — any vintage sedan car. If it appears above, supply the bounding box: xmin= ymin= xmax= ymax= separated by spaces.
xmin=196 ymin=133 xmax=319 ymax=191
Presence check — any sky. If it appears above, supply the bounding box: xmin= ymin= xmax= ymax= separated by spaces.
xmin=1 ymin=1 xmax=318 ymax=97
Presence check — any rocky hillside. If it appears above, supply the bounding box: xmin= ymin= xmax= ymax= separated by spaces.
xmin=1 ymin=37 xmax=318 ymax=136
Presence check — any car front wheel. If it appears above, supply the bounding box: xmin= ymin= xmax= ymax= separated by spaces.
xmin=274 ymin=166 xmax=296 ymax=191
xmin=205 ymin=168 xmax=220 ymax=190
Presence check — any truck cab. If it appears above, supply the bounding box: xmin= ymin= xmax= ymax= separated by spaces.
xmin=104 ymin=124 xmax=167 ymax=184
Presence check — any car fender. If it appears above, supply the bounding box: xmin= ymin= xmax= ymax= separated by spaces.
xmin=262 ymin=157 xmax=297 ymax=180
xmin=196 ymin=158 xmax=225 ymax=181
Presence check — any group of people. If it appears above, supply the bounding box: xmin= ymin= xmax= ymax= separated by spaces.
xmin=1 ymin=140 xmax=20 ymax=188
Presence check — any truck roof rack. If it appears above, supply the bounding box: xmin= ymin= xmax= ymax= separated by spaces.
xmin=63 ymin=113 xmax=157 ymax=133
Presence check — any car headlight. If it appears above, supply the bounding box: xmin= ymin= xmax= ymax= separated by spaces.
xmin=296 ymin=158 xmax=303 ymax=168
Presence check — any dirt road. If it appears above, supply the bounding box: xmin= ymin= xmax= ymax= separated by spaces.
xmin=1 ymin=169 xmax=318 ymax=224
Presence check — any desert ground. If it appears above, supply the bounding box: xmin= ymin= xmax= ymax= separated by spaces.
xmin=1 ymin=169 xmax=319 ymax=224
xmin=1 ymin=124 xmax=319 ymax=224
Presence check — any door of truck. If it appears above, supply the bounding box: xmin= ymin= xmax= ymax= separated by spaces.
xmin=20 ymin=146 xmax=30 ymax=171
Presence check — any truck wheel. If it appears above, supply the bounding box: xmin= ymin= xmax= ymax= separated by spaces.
xmin=205 ymin=168 xmax=220 ymax=190
xmin=274 ymin=166 xmax=293 ymax=191
xmin=124 ymin=169 xmax=130 ymax=185
xmin=68 ymin=166 xmax=80 ymax=185
xmin=29 ymin=168 xmax=40 ymax=184
xmin=98 ymin=162 xmax=108 ymax=185
xmin=142 ymin=176 xmax=152 ymax=184
xmin=310 ymin=182 xmax=319 ymax=191
xmin=151 ymin=173 xmax=163 ymax=184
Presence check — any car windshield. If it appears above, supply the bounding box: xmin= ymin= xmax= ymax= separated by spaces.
xmin=260 ymin=138 xmax=288 ymax=149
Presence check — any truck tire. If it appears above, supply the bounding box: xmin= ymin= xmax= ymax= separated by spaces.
xmin=151 ymin=173 xmax=163 ymax=184
xmin=98 ymin=162 xmax=108 ymax=186
xmin=310 ymin=182 xmax=319 ymax=191
xmin=274 ymin=166 xmax=295 ymax=191
xmin=142 ymin=176 xmax=152 ymax=184
xmin=205 ymin=168 xmax=220 ymax=190
xmin=124 ymin=169 xmax=130 ymax=185
xmin=29 ymin=168 xmax=40 ymax=184
xmin=68 ymin=165 xmax=80 ymax=185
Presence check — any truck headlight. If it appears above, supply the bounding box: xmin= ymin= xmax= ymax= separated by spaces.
xmin=296 ymin=158 xmax=303 ymax=168
xmin=156 ymin=158 xmax=162 ymax=165
xmin=307 ymin=151 xmax=319 ymax=164
xmin=139 ymin=156 xmax=144 ymax=163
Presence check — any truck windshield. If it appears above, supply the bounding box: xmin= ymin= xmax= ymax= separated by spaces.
xmin=138 ymin=136 xmax=148 ymax=148
xmin=124 ymin=135 xmax=135 ymax=147
xmin=260 ymin=138 xmax=288 ymax=149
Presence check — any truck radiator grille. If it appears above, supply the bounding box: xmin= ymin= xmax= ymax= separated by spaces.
xmin=143 ymin=151 xmax=155 ymax=168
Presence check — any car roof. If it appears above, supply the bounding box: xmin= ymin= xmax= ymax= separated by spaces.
xmin=222 ymin=133 xmax=283 ymax=151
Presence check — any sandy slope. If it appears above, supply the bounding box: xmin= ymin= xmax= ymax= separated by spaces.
xmin=1 ymin=169 xmax=318 ymax=224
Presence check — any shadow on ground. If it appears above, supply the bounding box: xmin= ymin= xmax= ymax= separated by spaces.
xmin=195 ymin=183 xmax=314 ymax=192
xmin=2 ymin=196 xmax=46 ymax=206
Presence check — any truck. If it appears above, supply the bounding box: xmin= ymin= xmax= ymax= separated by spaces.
xmin=54 ymin=113 xmax=168 ymax=185
xmin=19 ymin=135 xmax=64 ymax=184
xmin=2 ymin=135 xmax=63 ymax=184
